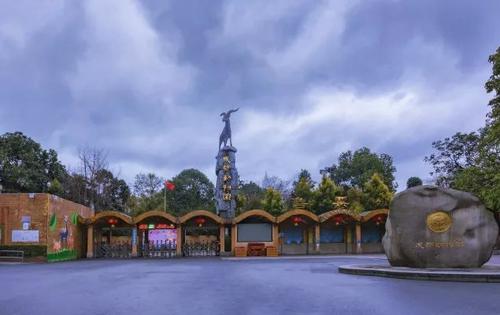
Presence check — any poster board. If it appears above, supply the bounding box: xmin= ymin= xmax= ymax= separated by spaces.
xmin=12 ymin=230 xmax=39 ymax=243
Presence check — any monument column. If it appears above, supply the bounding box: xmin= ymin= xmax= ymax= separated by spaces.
xmin=86 ymin=225 xmax=94 ymax=258
xmin=215 ymin=108 xmax=240 ymax=219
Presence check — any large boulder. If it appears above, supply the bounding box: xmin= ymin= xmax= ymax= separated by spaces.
xmin=383 ymin=185 xmax=498 ymax=268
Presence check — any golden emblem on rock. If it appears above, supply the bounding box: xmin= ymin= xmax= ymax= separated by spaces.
xmin=426 ymin=211 xmax=452 ymax=233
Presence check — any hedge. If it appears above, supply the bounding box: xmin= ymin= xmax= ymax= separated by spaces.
xmin=0 ymin=245 xmax=47 ymax=257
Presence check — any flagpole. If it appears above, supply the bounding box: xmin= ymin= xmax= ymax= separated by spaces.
xmin=164 ymin=185 xmax=167 ymax=212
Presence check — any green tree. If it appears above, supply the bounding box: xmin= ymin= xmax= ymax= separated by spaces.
xmin=485 ymin=46 xmax=500 ymax=144
xmin=237 ymin=181 xmax=264 ymax=212
xmin=425 ymin=47 xmax=500 ymax=212
xmin=326 ymin=147 xmax=397 ymax=192
xmin=47 ymin=178 xmax=64 ymax=196
xmin=133 ymin=173 xmax=164 ymax=197
xmin=0 ymin=132 xmax=67 ymax=193
xmin=292 ymin=169 xmax=314 ymax=207
xmin=166 ymin=168 xmax=215 ymax=214
xmin=93 ymin=169 xmax=131 ymax=212
xmin=363 ymin=173 xmax=393 ymax=210
xmin=346 ymin=187 xmax=364 ymax=213
xmin=311 ymin=176 xmax=340 ymax=214
xmin=261 ymin=188 xmax=284 ymax=216
xmin=406 ymin=176 xmax=423 ymax=189
xmin=424 ymin=132 xmax=480 ymax=186
xmin=131 ymin=173 xmax=164 ymax=214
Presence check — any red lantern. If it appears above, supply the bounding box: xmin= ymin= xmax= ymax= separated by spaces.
xmin=107 ymin=218 xmax=118 ymax=227
xmin=333 ymin=214 xmax=350 ymax=226
xmin=138 ymin=224 xmax=148 ymax=230
xmin=194 ymin=217 xmax=206 ymax=227
xmin=292 ymin=216 xmax=304 ymax=226
xmin=373 ymin=214 xmax=386 ymax=226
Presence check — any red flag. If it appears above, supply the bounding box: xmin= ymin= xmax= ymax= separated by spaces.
xmin=164 ymin=180 xmax=175 ymax=191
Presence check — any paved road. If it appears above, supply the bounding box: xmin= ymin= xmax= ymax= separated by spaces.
xmin=1 ymin=256 xmax=500 ymax=315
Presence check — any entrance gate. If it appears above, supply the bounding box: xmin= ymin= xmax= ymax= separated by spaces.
xmin=141 ymin=240 xmax=177 ymax=258
xmin=182 ymin=225 xmax=220 ymax=257
xmin=94 ymin=242 xmax=132 ymax=258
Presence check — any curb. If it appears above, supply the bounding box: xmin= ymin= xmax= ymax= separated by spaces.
xmin=338 ymin=264 xmax=500 ymax=283
xmin=222 ymin=255 xmax=387 ymax=261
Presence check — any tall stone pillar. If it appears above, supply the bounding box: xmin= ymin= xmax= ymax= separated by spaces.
xmin=86 ymin=225 xmax=94 ymax=258
xmin=215 ymin=146 xmax=239 ymax=219
xmin=355 ymin=223 xmax=362 ymax=254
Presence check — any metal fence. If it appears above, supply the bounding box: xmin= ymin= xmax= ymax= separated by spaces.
xmin=95 ymin=242 xmax=132 ymax=259
xmin=141 ymin=240 xmax=177 ymax=258
xmin=182 ymin=241 xmax=220 ymax=257
xmin=0 ymin=250 xmax=24 ymax=263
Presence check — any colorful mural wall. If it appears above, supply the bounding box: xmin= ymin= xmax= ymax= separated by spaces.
xmin=47 ymin=212 xmax=79 ymax=262
xmin=46 ymin=195 xmax=93 ymax=262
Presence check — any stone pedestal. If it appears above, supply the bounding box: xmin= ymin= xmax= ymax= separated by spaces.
xmin=383 ymin=185 xmax=498 ymax=268
xmin=215 ymin=146 xmax=239 ymax=218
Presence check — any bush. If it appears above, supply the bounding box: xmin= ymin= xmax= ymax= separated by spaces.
xmin=0 ymin=245 xmax=47 ymax=257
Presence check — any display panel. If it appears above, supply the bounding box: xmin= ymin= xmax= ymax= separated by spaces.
xmin=237 ymin=223 xmax=272 ymax=242
xmin=148 ymin=229 xmax=177 ymax=243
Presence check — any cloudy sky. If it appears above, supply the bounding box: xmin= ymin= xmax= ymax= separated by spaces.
xmin=1 ymin=0 xmax=499 ymax=190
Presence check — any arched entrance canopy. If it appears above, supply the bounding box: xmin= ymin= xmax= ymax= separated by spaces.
xmin=234 ymin=209 xmax=276 ymax=224
xmin=277 ymin=209 xmax=319 ymax=224
xmin=179 ymin=210 xmax=224 ymax=224
xmin=134 ymin=210 xmax=178 ymax=224
xmin=361 ymin=209 xmax=389 ymax=222
xmin=89 ymin=210 xmax=133 ymax=225
xmin=319 ymin=209 xmax=361 ymax=223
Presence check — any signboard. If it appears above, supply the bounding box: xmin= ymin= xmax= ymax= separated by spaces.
xmin=148 ymin=229 xmax=177 ymax=243
xmin=12 ymin=230 xmax=39 ymax=243
xmin=21 ymin=216 xmax=31 ymax=230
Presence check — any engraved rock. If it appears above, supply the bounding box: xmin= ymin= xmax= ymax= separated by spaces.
xmin=382 ymin=185 xmax=498 ymax=268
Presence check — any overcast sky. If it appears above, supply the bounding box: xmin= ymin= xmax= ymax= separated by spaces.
xmin=1 ymin=0 xmax=499 ymax=190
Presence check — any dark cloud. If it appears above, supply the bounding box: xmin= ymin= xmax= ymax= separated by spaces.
xmin=0 ymin=0 xmax=498 ymax=190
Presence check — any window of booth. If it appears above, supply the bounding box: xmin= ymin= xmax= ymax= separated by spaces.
xmin=320 ymin=225 xmax=344 ymax=243
xmin=237 ymin=223 xmax=272 ymax=242
xmin=282 ymin=225 xmax=304 ymax=244
xmin=361 ymin=222 xmax=384 ymax=243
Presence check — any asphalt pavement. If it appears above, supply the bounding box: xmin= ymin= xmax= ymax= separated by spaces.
xmin=1 ymin=255 xmax=500 ymax=315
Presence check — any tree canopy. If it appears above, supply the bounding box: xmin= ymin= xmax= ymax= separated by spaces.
xmin=362 ymin=173 xmax=393 ymax=210
xmin=165 ymin=168 xmax=215 ymax=214
xmin=327 ymin=147 xmax=397 ymax=192
xmin=0 ymin=132 xmax=67 ymax=193
xmin=406 ymin=176 xmax=423 ymax=188
xmin=261 ymin=187 xmax=284 ymax=216
xmin=310 ymin=176 xmax=340 ymax=214
xmin=426 ymin=47 xmax=500 ymax=212
xmin=292 ymin=169 xmax=315 ymax=208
